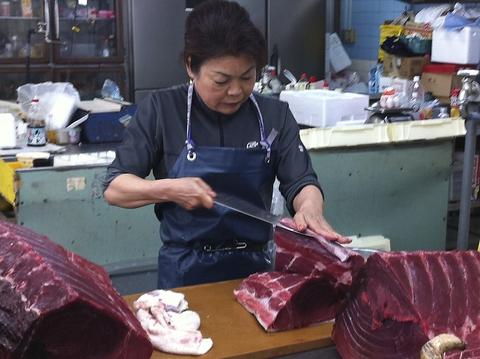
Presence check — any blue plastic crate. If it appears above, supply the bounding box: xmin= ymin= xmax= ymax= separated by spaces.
xmin=81 ymin=105 xmax=137 ymax=143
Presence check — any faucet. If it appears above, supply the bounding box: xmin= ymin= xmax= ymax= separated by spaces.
xmin=457 ymin=69 xmax=480 ymax=118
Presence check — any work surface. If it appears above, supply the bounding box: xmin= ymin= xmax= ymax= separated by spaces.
xmin=124 ymin=279 xmax=334 ymax=359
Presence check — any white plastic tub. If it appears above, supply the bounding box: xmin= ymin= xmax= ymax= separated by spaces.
xmin=300 ymin=123 xmax=389 ymax=149
xmin=389 ymin=118 xmax=466 ymax=142
xmin=280 ymin=89 xmax=369 ymax=128
xmin=432 ymin=27 xmax=480 ymax=64
xmin=300 ymin=118 xmax=466 ymax=149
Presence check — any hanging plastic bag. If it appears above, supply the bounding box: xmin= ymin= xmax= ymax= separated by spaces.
xmin=17 ymin=82 xmax=80 ymax=130
xmin=101 ymin=79 xmax=124 ymax=101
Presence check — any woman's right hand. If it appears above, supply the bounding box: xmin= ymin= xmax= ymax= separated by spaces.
xmin=104 ymin=174 xmax=216 ymax=210
xmin=165 ymin=177 xmax=216 ymax=210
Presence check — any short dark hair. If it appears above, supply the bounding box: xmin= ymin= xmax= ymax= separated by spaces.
xmin=184 ymin=0 xmax=267 ymax=73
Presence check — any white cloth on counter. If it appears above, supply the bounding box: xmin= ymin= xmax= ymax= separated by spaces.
xmin=133 ymin=290 xmax=213 ymax=356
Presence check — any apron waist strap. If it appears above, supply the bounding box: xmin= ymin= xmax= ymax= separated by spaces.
xmin=164 ymin=239 xmax=267 ymax=252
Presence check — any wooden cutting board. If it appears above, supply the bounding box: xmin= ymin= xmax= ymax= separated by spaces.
xmin=123 ymin=279 xmax=334 ymax=359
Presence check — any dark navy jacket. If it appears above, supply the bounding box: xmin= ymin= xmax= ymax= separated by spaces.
xmin=105 ymin=84 xmax=322 ymax=218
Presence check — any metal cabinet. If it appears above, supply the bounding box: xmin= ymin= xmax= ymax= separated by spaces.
xmin=15 ymin=165 xmax=160 ymax=266
xmin=13 ymin=164 xmax=160 ymax=294
xmin=309 ymin=139 xmax=453 ymax=251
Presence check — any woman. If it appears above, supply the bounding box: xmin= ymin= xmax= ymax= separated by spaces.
xmin=104 ymin=0 xmax=348 ymax=289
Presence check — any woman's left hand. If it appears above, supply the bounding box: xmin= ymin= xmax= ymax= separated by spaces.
xmin=292 ymin=185 xmax=351 ymax=244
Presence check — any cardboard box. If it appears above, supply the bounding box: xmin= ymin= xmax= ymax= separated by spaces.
xmin=421 ymin=73 xmax=462 ymax=99
xmin=383 ymin=53 xmax=425 ymax=79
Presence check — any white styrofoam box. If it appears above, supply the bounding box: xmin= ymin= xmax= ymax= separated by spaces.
xmin=389 ymin=118 xmax=466 ymax=142
xmin=0 ymin=113 xmax=16 ymax=148
xmin=280 ymin=89 xmax=369 ymax=128
xmin=432 ymin=27 xmax=480 ymax=64
xmin=300 ymin=123 xmax=389 ymax=149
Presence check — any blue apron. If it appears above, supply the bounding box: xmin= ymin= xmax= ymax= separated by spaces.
xmin=157 ymin=83 xmax=276 ymax=289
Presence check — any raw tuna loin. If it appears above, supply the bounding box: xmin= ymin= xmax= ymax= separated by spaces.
xmin=0 ymin=220 xmax=152 ymax=359
xmin=333 ymin=251 xmax=480 ymax=359
xmin=234 ymin=226 xmax=364 ymax=331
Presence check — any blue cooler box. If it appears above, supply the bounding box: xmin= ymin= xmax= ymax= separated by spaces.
xmin=81 ymin=104 xmax=137 ymax=143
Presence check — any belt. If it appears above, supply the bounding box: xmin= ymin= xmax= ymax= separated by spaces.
xmin=165 ymin=239 xmax=268 ymax=252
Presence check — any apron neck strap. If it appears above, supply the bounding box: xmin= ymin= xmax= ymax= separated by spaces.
xmin=185 ymin=82 xmax=271 ymax=162
xmin=186 ymin=82 xmax=195 ymax=158
xmin=248 ymin=93 xmax=267 ymax=147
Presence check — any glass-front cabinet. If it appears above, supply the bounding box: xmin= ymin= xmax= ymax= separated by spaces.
xmin=0 ymin=67 xmax=51 ymax=100
xmin=0 ymin=0 xmax=48 ymax=63
xmin=55 ymin=0 xmax=123 ymax=63
xmin=0 ymin=0 xmax=126 ymax=100
xmin=55 ymin=66 xmax=124 ymax=100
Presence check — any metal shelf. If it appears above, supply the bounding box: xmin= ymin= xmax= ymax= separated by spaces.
xmin=0 ymin=16 xmax=41 ymax=20
xmin=59 ymin=17 xmax=115 ymax=21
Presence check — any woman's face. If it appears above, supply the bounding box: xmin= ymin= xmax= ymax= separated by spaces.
xmin=186 ymin=55 xmax=256 ymax=115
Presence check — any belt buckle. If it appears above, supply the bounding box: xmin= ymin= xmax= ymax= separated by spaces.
xmin=235 ymin=241 xmax=247 ymax=250
xmin=202 ymin=241 xmax=247 ymax=252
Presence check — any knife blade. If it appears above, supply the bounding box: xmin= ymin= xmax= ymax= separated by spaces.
xmin=213 ymin=192 xmax=315 ymax=238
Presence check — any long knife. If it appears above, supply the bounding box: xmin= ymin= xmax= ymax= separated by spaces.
xmin=213 ymin=192 xmax=315 ymax=238
xmin=214 ymin=193 xmax=363 ymax=262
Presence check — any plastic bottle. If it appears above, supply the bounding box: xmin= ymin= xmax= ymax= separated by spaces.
xmin=368 ymin=65 xmax=377 ymax=94
xmin=450 ymin=88 xmax=461 ymax=118
xmin=10 ymin=35 xmax=19 ymax=57
xmin=268 ymin=69 xmax=283 ymax=95
xmin=409 ymin=76 xmax=425 ymax=111
xmin=26 ymin=97 xmax=46 ymax=146
xmin=100 ymin=37 xmax=110 ymax=57
xmin=380 ymin=87 xmax=396 ymax=109
xmin=438 ymin=107 xmax=450 ymax=119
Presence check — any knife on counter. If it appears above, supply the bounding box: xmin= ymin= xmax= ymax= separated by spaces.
xmin=213 ymin=192 xmax=315 ymax=238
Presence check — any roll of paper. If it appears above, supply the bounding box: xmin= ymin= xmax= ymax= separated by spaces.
xmin=0 ymin=113 xmax=16 ymax=148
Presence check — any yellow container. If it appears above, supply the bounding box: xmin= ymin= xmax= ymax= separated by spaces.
xmin=378 ymin=24 xmax=404 ymax=61
xmin=0 ymin=159 xmax=21 ymax=209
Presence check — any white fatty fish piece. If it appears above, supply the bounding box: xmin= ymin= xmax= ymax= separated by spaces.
xmin=148 ymin=304 xmax=201 ymax=331
xmin=147 ymin=321 xmax=213 ymax=356
xmin=168 ymin=310 xmax=201 ymax=331
xmin=135 ymin=308 xmax=156 ymax=332
xmin=133 ymin=289 xmax=213 ymax=355
xmin=149 ymin=304 xmax=172 ymax=327
xmin=134 ymin=290 xmax=189 ymax=313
